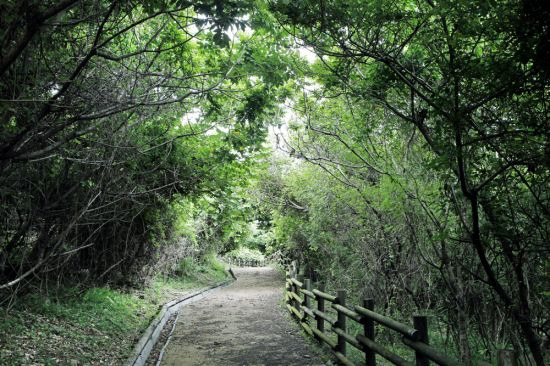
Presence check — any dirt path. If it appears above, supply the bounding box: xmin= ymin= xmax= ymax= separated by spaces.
xmin=157 ymin=267 xmax=325 ymax=366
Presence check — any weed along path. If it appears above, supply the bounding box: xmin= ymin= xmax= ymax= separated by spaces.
xmin=157 ymin=267 xmax=325 ymax=366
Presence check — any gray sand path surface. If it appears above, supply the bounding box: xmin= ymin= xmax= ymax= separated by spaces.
xmin=158 ymin=266 xmax=325 ymax=366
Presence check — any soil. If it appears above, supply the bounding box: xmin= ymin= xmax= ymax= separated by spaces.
xmin=145 ymin=312 xmax=178 ymax=366
xmin=156 ymin=266 xmax=326 ymax=366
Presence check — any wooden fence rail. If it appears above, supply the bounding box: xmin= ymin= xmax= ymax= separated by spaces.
xmin=285 ymin=271 xmax=470 ymax=366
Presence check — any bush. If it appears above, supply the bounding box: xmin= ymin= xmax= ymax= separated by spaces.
xmin=225 ymin=247 xmax=265 ymax=262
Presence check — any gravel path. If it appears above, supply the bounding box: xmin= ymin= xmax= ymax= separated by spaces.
xmin=158 ymin=267 xmax=325 ymax=366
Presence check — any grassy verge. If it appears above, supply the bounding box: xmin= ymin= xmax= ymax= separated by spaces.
xmin=0 ymin=256 xmax=228 ymax=366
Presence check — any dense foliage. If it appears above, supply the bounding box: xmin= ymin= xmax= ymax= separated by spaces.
xmin=0 ymin=1 xmax=548 ymax=365
xmin=255 ymin=0 xmax=548 ymax=364
xmin=0 ymin=0 xmax=292 ymax=290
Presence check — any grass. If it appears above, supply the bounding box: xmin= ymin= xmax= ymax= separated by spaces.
xmin=0 ymin=255 xmax=228 ymax=365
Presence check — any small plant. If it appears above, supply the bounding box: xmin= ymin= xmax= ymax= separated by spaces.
xmin=177 ymin=257 xmax=200 ymax=277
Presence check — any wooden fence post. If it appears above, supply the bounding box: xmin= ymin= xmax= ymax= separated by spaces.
xmin=497 ymin=349 xmax=517 ymax=366
xmin=315 ymin=283 xmax=325 ymax=341
xmin=363 ymin=298 xmax=376 ymax=366
xmin=290 ymin=268 xmax=299 ymax=314
xmin=297 ymin=274 xmax=304 ymax=314
xmin=304 ymin=278 xmax=311 ymax=322
xmin=413 ymin=315 xmax=429 ymax=366
xmin=336 ymin=290 xmax=347 ymax=356
xmin=292 ymin=280 xmax=298 ymax=311
xmin=285 ymin=271 xmax=292 ymax=305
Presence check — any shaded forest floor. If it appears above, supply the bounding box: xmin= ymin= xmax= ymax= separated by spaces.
xmin=0 ymin=262 xmax=228 ymax=365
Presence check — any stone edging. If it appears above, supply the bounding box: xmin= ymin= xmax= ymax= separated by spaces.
xmin=124 ymin=278 xmax=235 ymax=366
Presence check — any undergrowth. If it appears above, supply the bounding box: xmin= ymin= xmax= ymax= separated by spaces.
xmin=225 ymin=247 xmax=265 ymax=262
xmin=0 ymin=255 xmax=228 ymax=365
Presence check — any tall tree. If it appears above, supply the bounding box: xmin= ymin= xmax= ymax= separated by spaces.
xmin=269 ymin=0 xmax=549 ymax=363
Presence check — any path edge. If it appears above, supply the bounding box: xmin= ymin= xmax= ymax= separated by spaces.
xmin=124 ymin=278 xmax=235 ymax=366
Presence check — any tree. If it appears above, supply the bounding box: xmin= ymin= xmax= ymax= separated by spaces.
xmin=269 ymin=0 xmax=549 ymax=363
xmin=0 ymin=0 xmax=294 ymax=292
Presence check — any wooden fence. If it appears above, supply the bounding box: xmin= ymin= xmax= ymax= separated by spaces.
xmin=285 ymin=271 xmax=498 ymax=366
